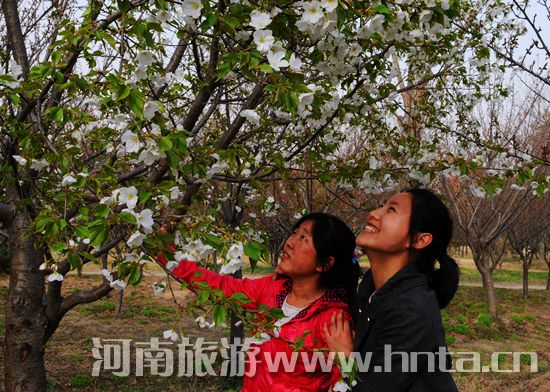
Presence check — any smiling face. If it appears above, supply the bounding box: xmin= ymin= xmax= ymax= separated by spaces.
xmin=356 ymin=192 xmax=413 ymax=256
xmin=275 ymin=220 xmax=321 ymax=278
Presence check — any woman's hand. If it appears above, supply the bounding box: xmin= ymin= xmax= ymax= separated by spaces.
xmin=323 ymin=310 xmax=354 ymax=358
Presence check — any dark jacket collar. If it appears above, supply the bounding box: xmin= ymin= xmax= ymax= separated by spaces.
xmin=356 ymin=263 xmax=429 ymax=315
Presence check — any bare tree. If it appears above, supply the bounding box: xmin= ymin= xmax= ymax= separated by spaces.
xmin=507 ymin=195 xmax=550 ymax=297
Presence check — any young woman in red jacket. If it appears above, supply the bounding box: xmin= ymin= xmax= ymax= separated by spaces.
xmin=159 ymin=212 xmax=361 ymax=391
xmin=324 ymin=188 xmax=459 ymax=391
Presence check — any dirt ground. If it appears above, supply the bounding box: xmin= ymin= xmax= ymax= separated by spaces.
xmin=0 ymin=270 xmax=549 ymax=391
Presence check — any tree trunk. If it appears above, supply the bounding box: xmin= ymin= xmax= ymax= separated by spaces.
xmin=115 ymin=289 xmax=124 ymax=316
xmin=522 ymin=258 xmax=529 ymax=299
xmin=546 ymin=263 xmax=550 ymax=291
xmin=4 ymin=212 xmax=48 ymax=392
xmin=478 ymin=265 xmax=498 ymax=317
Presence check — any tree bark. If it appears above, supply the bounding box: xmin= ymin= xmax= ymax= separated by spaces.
xmin=4 ymin=212 xmax=48 ymax=392
xmin=475 ymin=260 xmax=498 ymax=317
xmin=522 ymin=257 xmax=529 ymax=299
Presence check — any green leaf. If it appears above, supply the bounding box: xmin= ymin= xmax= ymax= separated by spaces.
xmin=197 ymin=290 xmax=210 ymax=304
xmin=52 ymin=243 xmax=66 ymax=253
xmin=159 ymin=136 xmax=173 ymax=153
xmin=94 ymin=204 xmax=110 ymax=218
xmin=201 ymin=14 xmax=217 ymax=32
xmin=116 ymin=84 xmax=131 ymax=101
xmin=231 ymin=292 xmax=252 ymax=304
xmin=213 ymin=305 xmax=228 ymax=325
xmin=119 ymin=211 xmax=137 ymax=225
xmin=375 ymin=4 xmax=391 ymax=15
xmin=244 ymin=241 xmax=263 ymax=262
xmin=53 ymin=107 xmax=64 ymax=123
xmin=128 ymin=267 xmax=142 ymax=286
xmin=205 ymin=233 xmax=222 ymax=249
xmin=269 ymin=307 xmax=285 ymax=319
xmin=75 ymin=226 xmax=90 ymax=238
xmin=127 ymin=90 xmax=145 ymax=119
xmin=68 ymin=252 xmax=83 ymax=272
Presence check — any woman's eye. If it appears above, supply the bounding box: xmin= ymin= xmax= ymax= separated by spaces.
xmin=388 ymin=207 xmax=396 ymax=212
xmin=300 ymin=235 xmax=307 ymax=240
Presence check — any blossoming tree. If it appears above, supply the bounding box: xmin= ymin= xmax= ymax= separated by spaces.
xmin=1 ymin=0 xmax=548 ymax=390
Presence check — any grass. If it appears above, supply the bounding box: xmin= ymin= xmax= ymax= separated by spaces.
xmin=69 ymin=373 xmax=92 ymax=387
xmin=459 ymin=267 xmax=548 ymax=285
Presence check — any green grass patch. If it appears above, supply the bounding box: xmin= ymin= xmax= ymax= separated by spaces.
xmin=142 ymin=307 xmax=158 ymax=317
xmin=445 ymin=334 xmax=456 ymax=345
xmin=157 ymin=305 xmax=171 ymax=313
xmin=69 ymin=353 xmax=86 ymax=362
xmin=476 ymin=313 xmax=492 ymax=328
xmin=69 ymin=373 xmax=92 ymax=387
xmin=452 ymin=324 xmax=471 ymax=335
xmin=460 ymin=267 xmax=548 ymax=284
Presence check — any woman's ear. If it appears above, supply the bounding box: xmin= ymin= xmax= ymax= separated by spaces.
xmin=317 ymin=256 xmax=335 ymax=272
xmin=412 ymin=233 xmax=432 ymax=250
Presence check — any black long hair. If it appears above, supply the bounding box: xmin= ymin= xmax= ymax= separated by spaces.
xmin=404 ymin=188 xmax=460 ymax=309
xmin=291 ymin=212 xmax=360 ymax=303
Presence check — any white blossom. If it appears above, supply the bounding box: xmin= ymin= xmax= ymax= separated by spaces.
xmin=267 ymin=50 xmax=289 ymax=71
xmin=301 ymin=1 xmax=324 ymax=24
xmin=469 ymin=184 xmax=486 ymax=198
xmin=207 ymin=161 xmax=228 ymax=179
xmin=9 ymin=60 xmax=23 ymax=78
xmin=249 ymin=10 xmax=272 ymax=29
xmin=48 ymin=272 xmax=64 ymax=282
xmin=153 ymin=282 xmax=166 ymax=295
xmin=253 ymin=30 xmax=275 ymax=52
xmin=240 ymin=109 xmax=261 ymax=126
xmin=136 ymin=51 xmax=155 ymax=68
xmin=195 ymin=316 xmax=215 ymax=329
xmin=136 ymin=209 xmax=154 ymax=232
xmin=332 ymin=380 xmax=351 ymax=392
xmin=143 ymin=100 xmax=160 ymax=121
xmin=289 ymin=53 xmax=303 ymax=72
xmin=12 ymin=155 xmax=27 ymax=165
xmin=121 ymin=130 xmax=142 ymax=153
xmin=510 ymin=184 xmax=525 ymax=191
xmin=321 ymin=0 xmax=338 ymax=12
xmin=170 ymin=186 xmax=183 ymax=200
xmin=235 ymin=30 xmax=251 ymax=43
xmin=220 ymin=258 xmax=243 ymax=275
xmin=102 ymin=269 xmax=113 ymax=283
xmin=118 ymin=186 xmax=139 ymax=209
xmin=226 ymin=242 xmax=244 ymax=259
xmin=163 ymin=329 xmax=179 ymax=341
xmin=166 ymin=260 xmax=181 ymax=271
xmin=61 ymin=175 xmax=77 ymax=186
xmin=249 ymin=332 xmax=271 ymax=344
xmin=30 ymin=158 xmax=48 ymax=171
xmin=181 ymin=0 xmax=203 ymax=19
xmin=110 ymin=279 xmax=127 ymax=290
xmin=127 ymin=231 xmax=146 ymax=247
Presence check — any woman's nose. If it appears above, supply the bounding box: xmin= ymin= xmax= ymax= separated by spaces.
xmin=368 ymin=209 xmax=380 ymax=220
xmin=285 ymin=237 xmax=294 ymax=249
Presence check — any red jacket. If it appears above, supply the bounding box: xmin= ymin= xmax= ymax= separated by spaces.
xmin=158 ymin=255 xmax=349 ymax=391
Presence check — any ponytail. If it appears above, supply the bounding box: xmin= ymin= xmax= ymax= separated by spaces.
xmin=405 ymin=188 xmax=460 ymax=309
xmin=431 ymin=253 xmax=459 ymax=309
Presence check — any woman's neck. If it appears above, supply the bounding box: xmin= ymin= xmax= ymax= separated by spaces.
xmin=368 ymin=251 xmax=409 ymax=290
xmin=287 ymin=276 xmax=325 ymax=307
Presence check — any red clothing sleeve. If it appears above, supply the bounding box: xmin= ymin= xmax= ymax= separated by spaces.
xmin=158 ymin=252 xmax=274 ymax=307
